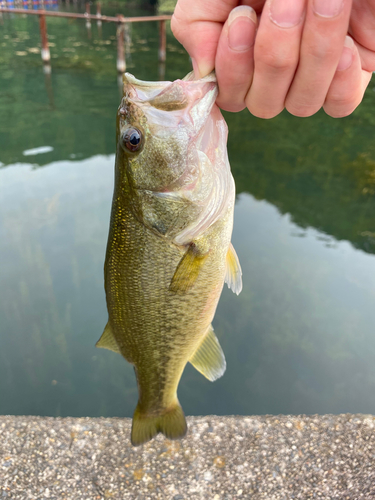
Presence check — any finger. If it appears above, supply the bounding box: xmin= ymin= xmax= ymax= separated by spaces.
xmin=285 ymin=0 xmax=353 ymax=117
xmin=215 ymin=6 xmax=258 ymax=112
xmin=354 ymin=40 xmax=375 ymax=73
xmin=245 ymin=0 xmax=307 ymax=119
xmin=350 ymin=0 xmax=375 ymax=53
xmin=349 ymin=0 xmax=375 ymax=74
xmin=171 ymin=0 xmax=239 ymax=78
xmin=324 ymin=37 xmax=372 ymax=117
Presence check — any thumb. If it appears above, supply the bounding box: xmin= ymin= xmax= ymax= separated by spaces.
xmin=171 ymin=4 xmax=224 ymax=78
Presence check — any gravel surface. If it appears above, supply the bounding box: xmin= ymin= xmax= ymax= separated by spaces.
xmin=1 ymin=414 xmax=375 ymax=499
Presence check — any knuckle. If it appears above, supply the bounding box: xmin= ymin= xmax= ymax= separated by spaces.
xmin=326 ymin=89 xmax=361 ymax=107
xmin=303 ymin=43 xmax=338 ymax=63
xmin=324 ymin=99 xmax=360 ymax=118
xmin=285 ymin=92 xmax=325 ymax=117
xmin=170 ymin=15 xmax=181 ymax=38
xmin=171 ymin=6 xmax=192 ymax=41
xmin=257 ymin=49 xmax=297 ymax=73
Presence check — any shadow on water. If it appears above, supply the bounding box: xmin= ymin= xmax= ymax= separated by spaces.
xmin=1 ymin=7 xmax=375 ymax=418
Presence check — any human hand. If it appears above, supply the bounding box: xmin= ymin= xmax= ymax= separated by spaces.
xmin=171 ymin=0 xmax=375 ymax=118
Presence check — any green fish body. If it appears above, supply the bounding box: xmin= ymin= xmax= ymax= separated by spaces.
xmin=98 ymin=72 xmax=242 ymax=446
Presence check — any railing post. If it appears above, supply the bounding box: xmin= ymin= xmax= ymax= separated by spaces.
xmin=116 ymin=15 xmax=126 ymax=74
xmin=39 ymin=11 xmax=50 ymax=63
xmin=159 ymin=19 xmax=166 ymax=63
xmin=96 ymin=1 xmax=101 ymax=24
xmin=85 ymin=2 xmax=91 ymax=30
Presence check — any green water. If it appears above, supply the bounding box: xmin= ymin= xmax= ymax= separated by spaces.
xmin=1 ymin=7 xmax=375 ymax=419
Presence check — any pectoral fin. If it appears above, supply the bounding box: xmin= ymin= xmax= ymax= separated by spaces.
xmin=169 ymin=243 xmax=209 ymax=294
xmin=96 ymin=322 xmax=121 ymax=354
xmin=189 ymin=325 xmax=226 ymax=382
xmin=225 ymin=243 xmax=242 ymax=295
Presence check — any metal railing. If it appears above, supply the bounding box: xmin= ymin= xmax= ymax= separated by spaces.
xmin=0 ymin=3 xmax=171 ymax=71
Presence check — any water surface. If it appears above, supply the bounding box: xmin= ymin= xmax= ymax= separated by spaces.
xmin=1 ymin=8 xmax=375 ymax=418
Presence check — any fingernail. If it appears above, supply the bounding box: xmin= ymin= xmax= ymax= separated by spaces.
xmin=313 ymin=0 xmax=344 ymax=18
xmin=337 ymin=36 xmax=354 ymax=71
xmin=228 ymin=5 xmax=257 ymax=51
xmin=191 ymin=58 xmax=213 ymax=79
xmin=269 ymin=0 xmax=304 ymax=28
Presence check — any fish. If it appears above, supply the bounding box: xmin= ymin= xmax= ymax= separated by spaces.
xmin=97 ymin=71 xmax=242 ymax=446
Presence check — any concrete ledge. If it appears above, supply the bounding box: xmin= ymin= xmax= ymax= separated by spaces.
xmin=1 ymin=414 xmax=374 ymax=499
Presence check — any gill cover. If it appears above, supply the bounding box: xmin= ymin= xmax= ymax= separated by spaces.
xmin=119 ymin=72 xmax=235 ymax=247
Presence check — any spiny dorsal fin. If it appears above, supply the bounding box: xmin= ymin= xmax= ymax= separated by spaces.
xmin=169 ymin=244 xmax=209 ymax=294
xmin=189 ymin=325 xmax=226 ymax=382
xmin=96 ymin=322 xmax=121 ymax=354
xmin=225 ymin=243 xmax=242 ymax=295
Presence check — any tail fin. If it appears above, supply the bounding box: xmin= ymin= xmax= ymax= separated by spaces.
xmin=131 ymin=400 xmax=187 ymax=446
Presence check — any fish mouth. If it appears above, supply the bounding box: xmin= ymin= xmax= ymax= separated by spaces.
xmin=122 ymin=72 xmax=218 ymax=126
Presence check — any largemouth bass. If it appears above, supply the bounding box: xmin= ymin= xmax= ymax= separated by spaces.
xmin=97 ymin=71 xmax=242 ymax=446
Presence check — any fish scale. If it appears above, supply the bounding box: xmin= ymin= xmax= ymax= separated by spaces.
xmin=97 ymin=72 xmax=242 ymax=446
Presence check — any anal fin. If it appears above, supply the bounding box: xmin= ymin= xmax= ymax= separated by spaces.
xmin=169 ymin=243 xmax=209 ymax=294
xmin=96 ymin=322 xmax=121 ymax=354
xmin=189 ymin=325 xmax=226 ymax=382
xmin=225 ymin=242 xmax=242 ymax=295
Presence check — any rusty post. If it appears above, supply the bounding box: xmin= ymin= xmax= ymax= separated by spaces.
xmin=39 ymin=12 xmax=50 ymax=63
xmin=96 ymin=2 xmax=102 ymax=27
xmin=159 ymin=19 xmax=166 ymax=63
xmin=85 ymin=2 xmax=91 ymax=30
xmin=116 ymin=15 xmax=125 ymax=73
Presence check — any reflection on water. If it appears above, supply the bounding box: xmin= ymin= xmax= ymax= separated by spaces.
xmin=0 ymin=157 xmax=137 ymax=417
xmin=1 ymin=8 xmax=375 ymax=417
xmin=1 ymin=157 xmax=375 ymax=417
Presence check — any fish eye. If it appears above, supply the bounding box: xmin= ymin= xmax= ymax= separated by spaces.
xmin=122 ymin=128 xmax=142 ymax=153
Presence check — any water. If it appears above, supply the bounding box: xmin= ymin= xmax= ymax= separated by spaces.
xmin=1 ymin=7 xmax=375 ymax=418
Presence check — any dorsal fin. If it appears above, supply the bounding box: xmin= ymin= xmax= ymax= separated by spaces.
xmin=96 ymin=322 xmax=121 ymax=354
xmin=225 ymin=243 xmax=242 ymax=295
xmin=189 ymin=325 xmax=226 ymax=381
